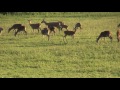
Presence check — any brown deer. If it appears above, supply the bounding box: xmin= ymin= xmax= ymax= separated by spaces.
xmin=63 ymin=28 xmax=77 ymax=42
xmin=48 ymin=25 xmax=56 ymax=35
xmin=14 ymin=25 xmax=27 ymax=36
xmin=59 ymin=24 xmax=68 ymax=31
xmin=117 ymin=29 xmax=120 ymax=42
xmin=74 ymin=23 xmax=82 ymax=30
xmin=0 ymin=27 xmax=3 ymax=35
xmin=28 ymin=20 xmax=41 ymax=33
xmin=8 ymin=24 xmax=22 ymax=33
xmin=41 ymin=28 xmax=50 ymax=41
xmin=41 ymin=19 xmax=64 ymax=32
xmin=96 ymin=31 xmax=113 ymax=43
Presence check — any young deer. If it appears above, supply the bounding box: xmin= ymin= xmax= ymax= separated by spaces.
xmin=59 ymin=24 xmax=68 ymax=31
xmin=41 ymin=19 xmax=64 ymax=32
xmin=117 ymin=29 xmax=120 ymax=42
xmin=63 ymin=28 xmax=77 ymax=42
xmin=74 ymin=23 xmax=82 ymax=30
xmin=0 ymin=27 xmax=3 ymax=35
xmin=41 ymin=28 xmax=50 ymax=41
xmin=96 ymin=31 xmax=113 ymax=43
xmin=8 ymin=24 xmax=22 ymax=33
xmin=28 ymin=20 xmax=41 ymax=33
xmin=14 ymin=25 xmax=27 ymax=36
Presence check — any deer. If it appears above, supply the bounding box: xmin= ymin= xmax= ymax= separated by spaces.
xmin=41 ymin=19 xmax=64 ymax=33
xmin=96 ymin=31 xmax=113 ymax=43
xmin=59 ymin=24 xmax=68 ymax=31
xmin=48 ymin=25 xmax=56 ymax=35
xmin=63 ymin=28 xmax=77 ymax=42
xmin=74 ymin=23 xmax=82 ymax=30
xmin=14 ymin=25 xmax=27 ymax=36
xmin=8 ymin=24 xmax=22 ymax=33
xmin=117 ymin=29 xmax=120 ymax=42
xmin=0 ymin=27 xmax=3 ymax=35
xmin=41 ymin=28 xmax=50 ymax=41
xmin=28 ymin=20 xmax=41 ymax=33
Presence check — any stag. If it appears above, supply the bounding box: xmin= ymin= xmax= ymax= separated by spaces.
xmin=0 ymin=27 xmax=3 ymax=35
xmin=8 ymin=24 xmax=22 ymax=33
xmin=14 ymin=25 xmax=27 ymax=36
xmin=41 ymin=19 xmax=64 ymax=32
xmin=117 ymin=29 xmax=120 ymax=42
xmin=28 ymin=20 xmax=41 ymax=33
xmin=96 ymin=31 xmax=112 ymax=43
xmin=74 ymin=23 xmax=82 ymax=30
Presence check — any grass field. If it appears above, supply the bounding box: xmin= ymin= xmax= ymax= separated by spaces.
xmin=0 ymin=12 xmax=120 ymax=78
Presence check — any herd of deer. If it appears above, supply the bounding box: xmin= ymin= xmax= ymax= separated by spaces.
xmin=0 ymin=19 xmax=120 ymax=43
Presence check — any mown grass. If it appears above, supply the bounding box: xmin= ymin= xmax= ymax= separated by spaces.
xmin=0 ymin=12 xmax=120 ymax=78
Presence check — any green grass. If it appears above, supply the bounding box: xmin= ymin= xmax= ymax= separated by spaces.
xmin=0 ymin=12 xmax=120 ymax=78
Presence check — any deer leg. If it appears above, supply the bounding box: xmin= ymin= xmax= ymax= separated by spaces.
xmin=104 ymin=37 xmax=105 ymax=42
xmin=38 ymin=29 xmax=39 ymax=33
xmin=96 ymin=36 xmax=101 ymax=43
xmin=53 ymin=30 xmax=55 ymax=35
xmin=63 ymin=35 xmax=67 ymax=43
xmin=108 ymin=36 xmax=112 ymax=42
xmin=72 ymin=35 xmax=74 ymax=39
xmin=24 ymin=31 xmax=27 ymax=35
xmin=14 ymin=30 xmax=19 ymax=36
xmin=47 ymin=35 xmax=50 ymax=41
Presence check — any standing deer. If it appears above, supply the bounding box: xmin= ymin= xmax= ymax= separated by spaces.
xmin=8 ymin=24 xmax=22 ymax=33
xmin=28 ymin=20 xmax=41 ymax=33
xmin=41 ymin=28 xmax=50 ymax=41
xmin=41 ymin=19 xmax=64 ymax=33
xmin=117 ymin=29 xmax=120 ymax=42
xmin=74 ymin=23 xmax=82 ymax=30
xmin=14 ymin=25 xmax=27 ymax=36
xmin=96 ymin=31 xmax=113 ymax=43
xmin=0 ymin=27 xmax=3 ymax=35
xmin=48 ymin=25 xmax=55 ymax=35
xmin=63 ymin=28 xmax=77 ymax=42
xmin=59 ymin=24 xmax=68 ymax=31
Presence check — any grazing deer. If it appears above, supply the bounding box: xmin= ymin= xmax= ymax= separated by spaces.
xmin=8 ymin=24 xmax=22 ymax=33
xmin=96 ymin=31 xmax=112 ymax=43
xmin=117 ymin=29 xmax=120 ymax=42
xmin=41 ymin=19 xmax=64 ymax=32
xmin=14 ymin=25 xmax=27 ymax=36
xmin=28 ymin=20 xmax=41 ymax=33
xmin=63 ymin=28 xmax=77 ymax=42
xmin=74 ymin=23 xmax=82 ymax=30
xmin=41 ymin=28 xmax=50 ymax=41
